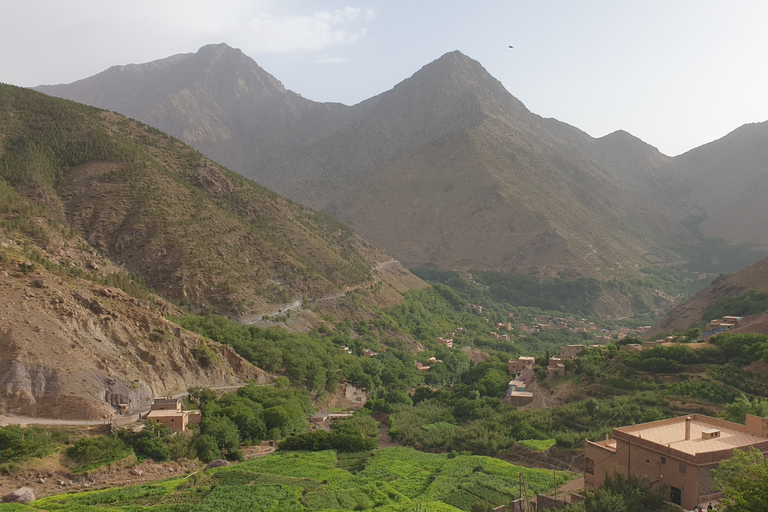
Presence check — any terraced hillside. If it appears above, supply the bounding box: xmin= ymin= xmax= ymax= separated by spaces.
xmin=28 ymin=448 xmax=575 ymax=511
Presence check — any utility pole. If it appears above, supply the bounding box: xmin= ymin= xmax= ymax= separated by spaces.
xmin=552 ymin=464 xmax=557 ymax=499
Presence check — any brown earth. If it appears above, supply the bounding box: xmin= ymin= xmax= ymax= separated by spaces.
xmin=0 ymin=440 xmax=202 ymax=500
xmin=461 ymin=346 xmax=492 ymax=363
xmin=0 ymin=237 xmax=266 ymax=420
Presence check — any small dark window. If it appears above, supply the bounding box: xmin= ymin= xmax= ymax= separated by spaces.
xmin=585 ymin=458 xmax=595 ymax=475
xmin=679 ymin=463 xmax=687 ymax=474
xmin=646 ymin=458 xmax=650 ymax=463
xmin=661 ymin=457 xmax=666 ymax=465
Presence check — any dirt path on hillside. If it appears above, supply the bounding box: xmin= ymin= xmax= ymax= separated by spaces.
xmin=246 ymin=259 xmax=401 ymax=322
xmin=378 ymin=426 xmax=401 ymax=448
xmin=1 ymin=386 xmax=248 ymax=426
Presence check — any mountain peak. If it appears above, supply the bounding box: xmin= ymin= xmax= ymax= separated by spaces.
xmin=195 ymin=42 xmax=252 ymax=66
xmin=598 ymin=129 xmax=663 ymax=155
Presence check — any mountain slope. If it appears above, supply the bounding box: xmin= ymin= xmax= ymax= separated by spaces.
xmin=255 ymin=51 xmax=694 ymax=274
xmin=37 ymin=44 xmax=767 ymax=281
xmin=646 ymin=256 xmax=768 ymax=337
xmin=1 ymin=84 xmax=423 ymax=317
xmin=0 ymin=83 xmax=423 ymax=418
xmin=37 ymin=43 xmax=358 ymax=177
xmin=672 ymin=120 xmax=768 ymax=249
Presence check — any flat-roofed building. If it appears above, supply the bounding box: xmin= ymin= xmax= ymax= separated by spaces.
xmin=508 ymin=356 xmax=536 ymax=374
xmin=506 ymin=391 xmax=533 ymax=407
xmin=585 ymin=414 xmax=768 ymax=510
xmin=560 ymin=345 xmax=586 ymax=359
xmin=146 ymin=397 xmax=201 ymax=433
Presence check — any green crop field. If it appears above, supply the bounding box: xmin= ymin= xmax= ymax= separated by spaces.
xmin=25 ymin=447 xmax=576 ymax=511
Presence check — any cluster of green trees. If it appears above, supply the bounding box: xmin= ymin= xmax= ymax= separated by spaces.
xmin=175 ymin=311 xmax=472 ymax=394
xmin=279 ymin=412 xmax=379 ymax=453
xmin=412 ymin=266 xmax=698 ymax=318
xmin=702 ymin=289 xmax=768 ymax=323
xmin=189 ymin=383 xmax=312 ymax=461
xmin=561 ymin=472 xmax=676 ymax=512
xmin=0 ymin=425 xmax=68 ymax=466
xmin=712 ymin=447 xmax=768 ymax=511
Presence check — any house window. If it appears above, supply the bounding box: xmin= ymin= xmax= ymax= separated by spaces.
xmin=679 ymin=463 xmax=686 ymax=474
xmin=585 ymin=458 xmax=594 ymax=475
xmin=661 ymin=457 xmax=666 ymax=465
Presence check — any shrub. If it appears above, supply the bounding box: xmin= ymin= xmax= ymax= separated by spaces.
xmin=0 ymin=425 xmax=61 ymax=463
xmin=67 ymin=435 xmax=132 ymax=470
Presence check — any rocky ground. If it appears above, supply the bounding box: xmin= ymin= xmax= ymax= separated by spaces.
xmin=0 ymin=232 xmax=265 ymax=420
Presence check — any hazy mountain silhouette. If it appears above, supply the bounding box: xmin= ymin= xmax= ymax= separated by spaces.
xmin=37 ymin=44 xmax=766 ymax=277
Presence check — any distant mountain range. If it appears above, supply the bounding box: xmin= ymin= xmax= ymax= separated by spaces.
xmin=36 ymin=43 xmax=768 ymax=279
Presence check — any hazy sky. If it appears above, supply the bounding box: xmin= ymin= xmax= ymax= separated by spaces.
xmin=2 ymin=0 xmax=767 ymax=156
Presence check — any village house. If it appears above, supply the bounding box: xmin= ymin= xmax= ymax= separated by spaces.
xmin=455 ymin=327 xmax=466 ymax=335
xmin=363 ymin=349 xmax=378 ymax=358
xmin=547 ymin=357 xmax=565 ymax=377
xmin=508 ymin=356 xmax=536 ymax=374
xmin=437 ymin=337 xmax=454 ymax=349
xmin=705 ymin=316 xmax=743 ymax=333
xmin=508 ymin=379 xmax=527 ymax=392
xmin=490 ymin=332 xmax=499 ymax=339
xmin=506 ymin=389 xmax=534 ymax=407
xmin=498 ymin=334 xmax=510 ymax=342
xmin=414 ymin=361 xmax=431 ymax=372
xmin=468 ymin=304 xmax=483 ymax=313
xmin=585 ymin=414 xmax=768 ymax=510
xmin=559 ymin=345 xmax=586 ymax=359
xmin=146 ymin=397 xmax=201 ymax=433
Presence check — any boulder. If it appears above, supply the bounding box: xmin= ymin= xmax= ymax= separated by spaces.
xmin=3 ymin=486 xmax=35 ymax=504
xmin=204 ymin=459 xmax=230 ymax=470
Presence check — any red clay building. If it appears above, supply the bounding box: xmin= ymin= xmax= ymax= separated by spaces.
xmin=585 ymin=414 xmax=768 ymax=510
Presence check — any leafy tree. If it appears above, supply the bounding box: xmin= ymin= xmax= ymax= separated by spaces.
xmin=195 ymin=434 xmax=222 ymax=463
xmin=712 ymin=446 xmax=768 ymax=511
xmin=0 ymin=425 xmax=63 ymax=463
xmin=67 ymin=435 xmax=131 ymax=468
xmin=200 ymin=416 xmax=242 ymax=461
xmin=563 ymin=471 xmax=673 ymax=512
xmin=720 ymin=394 xmax=768 ymax=424
xmin=116 ymin=421 xmax=172 ymax=462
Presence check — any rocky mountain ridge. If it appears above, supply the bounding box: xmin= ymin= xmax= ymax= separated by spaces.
xmin=37 ymin=44 xmax=715 ymax=279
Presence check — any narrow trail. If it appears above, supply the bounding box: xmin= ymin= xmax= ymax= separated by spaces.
xmin=247 ymin=259 xmax=399 ymax=323
xmin=1 ymin=386 xmax=248 ymax=426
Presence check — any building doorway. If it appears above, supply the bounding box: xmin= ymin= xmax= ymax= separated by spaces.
xmin=670 ymin=487 xmax=682 ymax=506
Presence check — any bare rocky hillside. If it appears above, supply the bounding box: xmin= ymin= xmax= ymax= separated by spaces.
xmin=0 ymin=233 xmax=265 ymax=419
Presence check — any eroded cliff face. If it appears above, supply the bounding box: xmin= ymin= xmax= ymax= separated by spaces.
xmin=0 ymin=250 xmax=266 ymax=420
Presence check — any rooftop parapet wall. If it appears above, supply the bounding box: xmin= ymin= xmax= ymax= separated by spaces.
xmin=612 ymin=414 xmax=768 ymax=465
